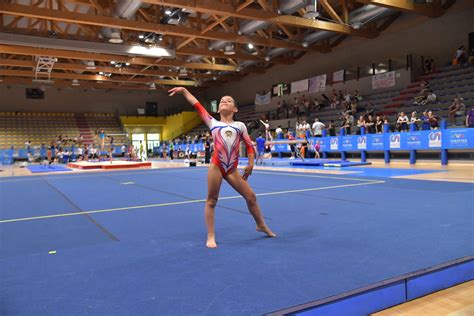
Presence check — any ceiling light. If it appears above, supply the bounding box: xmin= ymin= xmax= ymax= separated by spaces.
xmin=224 ymin=44 xmax=235 ymax=55
xmin=302 ymin=41 xmax=309 ymax=48
xmin=138 ymin=34 xmax=145 ymax=39
xmin=72 ymin=79 xmax=80 ymax=86
xmin=98 ymin=71 xmax=104 ymax=75
xmin=108 ymin=31 xmax=123 ymax=44
xmin=128 ymin=45 xmax=174 ymax=58
xmin=85 ymin=61 xmax=96 ymax=70
xmin=248 ymin=43 xmax=254 ymax=49
xmin=110 ymin=61 xmax=116 ymax=65
xmin=264 ymin=56 xmax=271 ymax=62
xmin=165 ymin=8 xmax=172 ymax=15
xmin=352 ymin=22 xmax=362 ymax=29
xmin=178 ymin=68 xmax=188 ymax=76
xmin=149 ymin=83 xmax=156 ymax=90
xmin=251 ymin=51 xmax=258 ymax=55
xmin=212 ymin=76 xmax=217 ymax=81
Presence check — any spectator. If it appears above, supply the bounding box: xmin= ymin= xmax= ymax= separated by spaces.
xmin=409 ymin=111 xmax=420 ymax=131
xmin=121 ymin=144 xmax=126 ymax=157
xmin=424 ymin=90 xmax=437 ymax=105
xmin=454 ymin=45 xmax=467 ymax=67
xmin=275 ymin=125 xmax=283 ymax=138
xmin=312 ymin=118 xmax=325 ymax=137
xmin=328 ymin=120 xmax=336 ymax=136
xmin=428 ymin=111 xmax=440 ymax=130
xmin=366 ymin=114 xmax=376 ymax=134
xmin=420 ymin=80 xmax=430 ymax=94
xmin=342 ymin=114 xmax=352 ymax=135
xmin=466 ymin=107 xmax=474 ymax=127
xmin=396 ymin=112 xmax=409 ymax=132
xmin=356 ymin=115 xmax=366 ymax=135
xmin=448 ymin=97 xmax=462 ymax=125
xmin=375 ymin=116 xmax=384 ymax=133
xmin=421 ymin=110 xmax=431 ymax=131
xmin=423 ymin=58 xmax=434 ymax=74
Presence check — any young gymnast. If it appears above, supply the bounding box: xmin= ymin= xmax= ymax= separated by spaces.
xmin=169 ymin=87 xmax=276 ymax=248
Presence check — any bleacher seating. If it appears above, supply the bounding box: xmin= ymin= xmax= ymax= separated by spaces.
xmin=0 ymin=112 xmax=129 ymax=150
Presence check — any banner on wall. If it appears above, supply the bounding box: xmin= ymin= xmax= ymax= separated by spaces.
xmin=290 ymin=79 xmax=309 ymax=94
xmin=332 ymin=70 xmax=345 ymax=83
xmin=372 ymin=71 xmax=396 ymax=89
xmin=254 ymin=92 xmax=271 ymax=105
xmin=308 ymin=74 xmax=327 ymax=93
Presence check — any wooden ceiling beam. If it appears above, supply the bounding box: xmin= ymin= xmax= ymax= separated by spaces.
xmin=142 ymin=0 xmax=376 ymax=37
xmin=0 ymin=69 xmax=198 ymax=86
xmin=0 ymin=3 xmax=312 ymax=51
xmin=354 ymin=0 xmax=443 ymax=17
xmin=0 ymin=58 xmax=215 ymax=79
xmin=0 ymin=44 xmax=238 ymax=71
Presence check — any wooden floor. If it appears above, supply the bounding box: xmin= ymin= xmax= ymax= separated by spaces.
xmin=373 ymin=281 xmax=474 ymax=316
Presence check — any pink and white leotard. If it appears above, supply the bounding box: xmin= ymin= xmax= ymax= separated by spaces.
xmin=193 ymin=102 xmax=254 ymax=176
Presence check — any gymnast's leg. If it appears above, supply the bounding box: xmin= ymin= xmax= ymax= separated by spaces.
xmin=205 ymin=163 xmax=223 ymax=248
xmin=225 ymin=170 xmax=276 ymax=237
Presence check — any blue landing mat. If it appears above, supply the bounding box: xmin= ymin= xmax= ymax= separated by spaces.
xmin=26 ymin=165 xmax=72 ymax=173
xmin=0 ymin=168 xmax=472 ymax=315
xmin=291 ymin=160 xmax=372 ymax=167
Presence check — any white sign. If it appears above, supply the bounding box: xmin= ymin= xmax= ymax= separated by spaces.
xmin=290 ymin=79 xmax=309 ymax=94
xmin=357 ymin=136 xmax=367 ymax=150
xmin=372 ymin=71 xmax=396 ymax=89
xmin=428 ymin=131 xmax=442 ymax=147
xmin=255 ymin=92 xmax=271 ymax=105
xmin=330 ymin=138 xmax=338 ymax=150
xmin=308 ymin=74 xmax=327 ymax=93
xmin=390 ymin=134 xmax=401 ymax=149
xmin=332 ymin=70 xmax=345 ymax=83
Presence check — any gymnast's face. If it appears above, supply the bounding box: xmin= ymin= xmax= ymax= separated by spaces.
xmin=218 ymin=96 xmax=237 ymax=114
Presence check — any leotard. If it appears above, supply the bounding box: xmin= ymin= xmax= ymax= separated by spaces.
xmin=193 ymin=102 xmax=254 ymax=176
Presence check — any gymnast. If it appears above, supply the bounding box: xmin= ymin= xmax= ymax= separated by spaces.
xmin=169 ymin=87 xmax=276 ymax=248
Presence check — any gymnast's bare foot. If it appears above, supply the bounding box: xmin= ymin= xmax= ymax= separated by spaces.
xmin=256 ymin=225 xmax=277 ymax=237
xmin=206 ymin=236 xmax=217 ymax=248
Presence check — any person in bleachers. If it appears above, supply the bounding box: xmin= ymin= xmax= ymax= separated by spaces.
xmin=328 ymin=120 xmax=336 ymax=136
xmin=356 ymin=116 xmax=366 ymax=135
xmin=366 ymin=115 xmax=376 ymax=134
xmin=424 ymin=90 xmax=437 ymax=106
xmin=423 ymin=58 xmax=434 ymax=74
xmin=77 ymin=146 xmax=84 ymax=161
xmin=409 ymin=111 xmax=420 ymax=131
xmin=121 ymin=144 xmax=126 ymax=157
xmin=275 ymin=125 xmax=283 ymax=138
xmin=448 ymin=97 xmax=463 ymax=125
xmin=466 ymin=107 xmax=474 ymax=128
xmin=25 ymin=140 xmax=31 ymax=153
xmin=428 ymin=111 xmax=440 ymax=130
xmin=375 ymin=116 xmax=384 ymax=133
xmin=454 ymin=46 xmax=467 ymax=67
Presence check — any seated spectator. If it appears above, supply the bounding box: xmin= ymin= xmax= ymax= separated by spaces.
xmin=354 ymin=90 xmax=362 ymax=102
xmin=366 ymin=115 xmax=376 ymax=134
xmin=350 ymin=100 xmax=358 ymax=114
xmin=375 ymin=116 xmax=384 ymax=133
xmin=466 ymin=107 xmax=474 ymax=128
xmin=420 ymin=80 xmax=430 ymax=94
xmin=396 ymin=112 xmax=409 ymax=132
xmin=356 ymin=116 xmax=366 ymax=135
xmin=409 ymin=111 xmax=420 ymax=131
xmin=424 ymin=90 xmax=437 ymax=105
xmin=428 ymin=111 xmax=440 ymax=130
xmin=342 ymin=114 xmax=352 ymax=135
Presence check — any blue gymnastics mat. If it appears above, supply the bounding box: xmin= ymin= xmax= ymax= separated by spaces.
xmin=26 ymin=165 xmax=72 ymax=173
xmin=291 ymin=160 xmax=372 ymax=167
